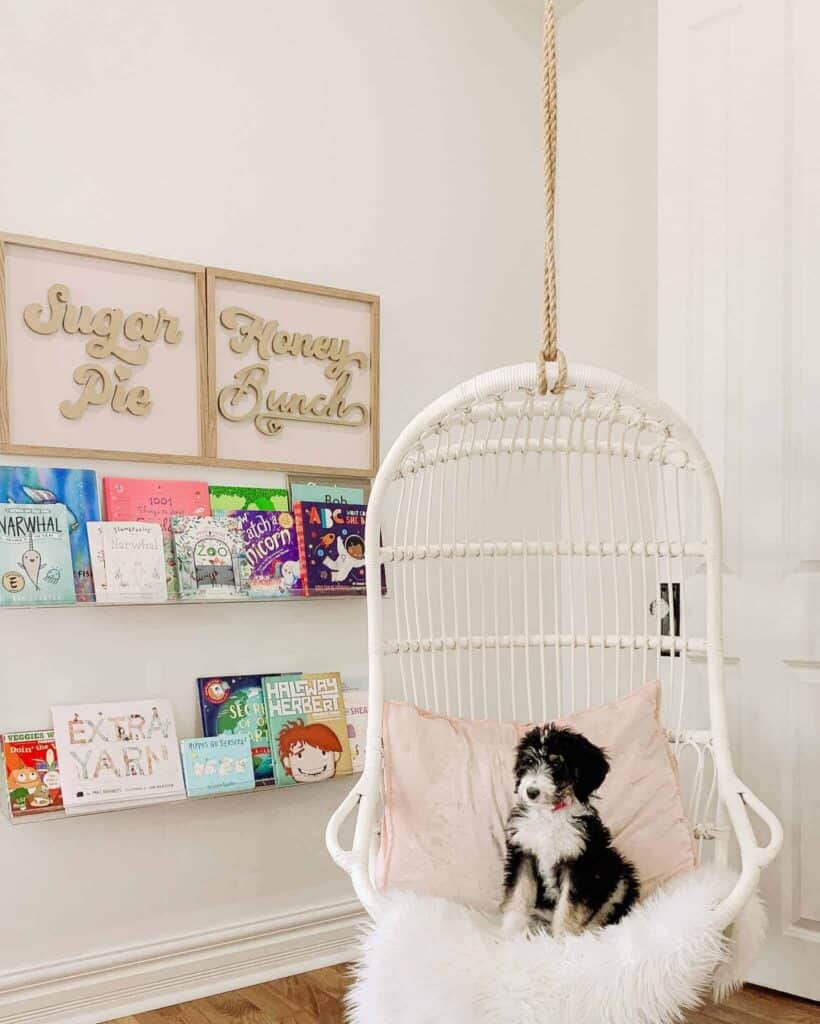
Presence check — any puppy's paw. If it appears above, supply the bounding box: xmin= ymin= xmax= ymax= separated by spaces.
xmin=500 ymin=910 xmax=529 ymax=938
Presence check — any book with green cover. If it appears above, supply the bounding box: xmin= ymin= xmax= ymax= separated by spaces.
xmin=0 ymin=503 xmax=77 ymax=606
xmin=209 ymin=485 xmax=289 ymax=514
xmin=263 ymin=672 xmax=353 ymax=787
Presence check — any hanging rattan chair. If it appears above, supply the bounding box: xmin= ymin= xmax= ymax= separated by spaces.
xmin=326 ymin=2 xmax=782 ymax=1014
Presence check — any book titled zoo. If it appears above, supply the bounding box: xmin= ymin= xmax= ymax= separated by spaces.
xmin=180 ymin=735 xmax=255 ymax=797
xmin=3 ymin=729 xmax=62 ymax=817
xmin=50 ymin=699 xmax=186 ymax=813
xmin=171 ymin=516 xmax=248 ymax=600
xmin=293 ymin=502 xmax=385 ymax=597
xmin=263 ymin=672 xmax=353 ymax=787
xmin=0 ymin=503 xmax=77 ymax=606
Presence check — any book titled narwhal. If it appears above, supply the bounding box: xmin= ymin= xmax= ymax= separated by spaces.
xmin=0 ymin=503 xmax=76 ymax=606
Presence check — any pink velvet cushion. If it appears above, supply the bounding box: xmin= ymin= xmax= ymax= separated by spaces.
xmin=377 ymin=681 xmax=696 ymax=913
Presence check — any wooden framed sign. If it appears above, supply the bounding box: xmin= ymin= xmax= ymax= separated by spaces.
xmin=207 ymin=267 xmax=379 ymax=476
xmin=0 ymin=234 xmax=207 ymax=464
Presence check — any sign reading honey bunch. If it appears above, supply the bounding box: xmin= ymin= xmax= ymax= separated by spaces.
xmin=207 ymin=268 xmax=379 ymax=475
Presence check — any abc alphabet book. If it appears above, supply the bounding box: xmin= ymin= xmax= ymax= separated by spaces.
xmin=0 ymin=503 xmax=76 ymax=606
xmin=293 ymin=502 xmax=385 ymax=597
xmin=3 ymin=729 xmax=62 ymax=817
xmin=263 ymin=672 xmax=353 ymax=787
xmin=0 ymin=467 xmax=99 ymax=601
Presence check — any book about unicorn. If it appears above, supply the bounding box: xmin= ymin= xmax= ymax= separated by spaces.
xmin=227 ymin=510 xmax=302 ymax=599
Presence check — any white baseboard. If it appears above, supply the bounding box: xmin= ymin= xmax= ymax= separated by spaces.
xmin=0 ymin=898 xmax=365 ymax=1024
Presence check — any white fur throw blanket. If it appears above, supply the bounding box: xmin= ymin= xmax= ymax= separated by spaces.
xmin=347 ymin=867 xmax=765 ymax=1024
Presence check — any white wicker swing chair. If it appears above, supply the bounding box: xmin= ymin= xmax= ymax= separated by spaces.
xmin=327 ymin=360 xmax=782 ymax=935
xmin=326 ymin=3 xmax=783 ymax=1008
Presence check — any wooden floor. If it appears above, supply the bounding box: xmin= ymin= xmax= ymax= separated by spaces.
xmin=106 ymin=966 xmax=820 ymax=1024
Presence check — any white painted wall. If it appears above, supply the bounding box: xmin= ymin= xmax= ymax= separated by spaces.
xmin=0 ymin=0 xmax=544 ymax=1003
xmin=556 ymin=0 xmax=657 ymax=391
xmin=0 ymin=0 xmax=657 ymax=1015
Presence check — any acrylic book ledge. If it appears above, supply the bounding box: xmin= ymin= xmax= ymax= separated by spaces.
xmin=3 ymin=768 xmax=362 ymax=825
xmin=0 ymin=590 xmax=369 ymax=610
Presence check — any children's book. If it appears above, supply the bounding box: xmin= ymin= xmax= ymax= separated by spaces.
xmin=171 ymin=516 xmax=248 ymax=600
xmin=51 ymin=700 xmax=186 ymax=813
xmin=0 ymin=467 xmax=99 ymax=601
xmin=209 ymin=485 xmax=289 ymax=514
xmin=102 ymin=478 xmax=210 ymax=597
xmin=227 ymin=511 xmax=302 ymax=599
xmin=0 ymin=503 xmax=77 ymax=606
xmin=197 ymin=675 xmax=287 ymax=787
xmin=180 ymin=736 xmax=255 ymax=797
xmin=293 ymin=502 xmax=385 ymax=597
xmin=3 ymin=730 xmax=62 ymax=817
xmin=343 ymin=690 xmax=369 ymax=773
xmin=86 ymin=522 xmax=168 ymax=603
xmin=290 ymin=481 xmax=366 ymax=507
xmin=263 ymin=672 xmax=353 ymax=787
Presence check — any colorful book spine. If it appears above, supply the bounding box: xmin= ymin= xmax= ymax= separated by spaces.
xmin=263 ymin=672 xmax=353 ymax=787
xmin=0 ymin=503 xmax=77 ymax=606
xmin=0 ymin=467 xmax=100 ymax=601
xmin=228 ymin=510 xmax=302 ymax=599
xmin=102 ymin=478 xmax=210 ymax=597
xmin=293 ymin=502 xmax=384 ymax=596
xmin=197 ymin=675 xmax=284 ymax=787
xmin=3 ymin=730 xmax=62 ymax=817
xmin=180 ymin=736 xmax=255 ymax=797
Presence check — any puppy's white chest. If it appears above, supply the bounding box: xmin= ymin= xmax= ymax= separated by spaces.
xmin=510 ymin=807 xmax=585 ymax=882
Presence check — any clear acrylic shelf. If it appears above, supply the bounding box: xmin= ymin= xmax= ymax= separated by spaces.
xmin=0 ymin=591 xmax=366 ymax=610
xmin=3 ymin=769 xmax=361 ymax=825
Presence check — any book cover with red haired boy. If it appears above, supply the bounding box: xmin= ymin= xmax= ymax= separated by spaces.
xmin=262 ymin=672 xmax=353 ymax=787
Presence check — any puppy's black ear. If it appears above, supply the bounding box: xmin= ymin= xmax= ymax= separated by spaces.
xmin=570 ymin=734 xmax=610 ymax=803
xmin=514 ymin=727 xmax=541 ymax=782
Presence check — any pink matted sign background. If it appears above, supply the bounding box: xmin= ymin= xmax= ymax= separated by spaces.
xmin=210 ymin=274 xmax=376 ymax=473
xmin=3 ymin=243 xmax=203 ymax=459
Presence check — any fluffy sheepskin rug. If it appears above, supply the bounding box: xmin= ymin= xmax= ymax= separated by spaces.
xmin=346 ymin=867 xmax=765 ymax=1024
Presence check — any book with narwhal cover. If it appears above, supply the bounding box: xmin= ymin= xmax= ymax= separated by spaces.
xmin=0 ymin=467 xmax=99 ymax=601
xmin=0 ymin=503 xmax=76 ymax=606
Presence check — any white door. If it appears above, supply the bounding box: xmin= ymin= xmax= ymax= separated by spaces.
xmin=659 ymin=0 xmax=819 ymax=1000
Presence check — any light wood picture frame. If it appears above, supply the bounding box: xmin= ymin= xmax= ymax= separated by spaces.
xmin=207 ymin=267 xmax=379 ymax=477
xmin=0 ymin=233 xmax=208 ymax=465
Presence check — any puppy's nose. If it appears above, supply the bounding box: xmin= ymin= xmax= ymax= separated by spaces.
xmin=526 ymin=786 xmax=540 ymax=800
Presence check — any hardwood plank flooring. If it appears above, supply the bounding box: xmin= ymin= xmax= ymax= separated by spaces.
xmin=105 ymin=966 xmax=819 ymax=1024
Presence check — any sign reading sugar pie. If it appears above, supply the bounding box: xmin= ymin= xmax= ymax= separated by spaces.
xmin=207 ymin=268 xmax=379 ymax=475
xmin=0 ymin=234 xmax=207 ymax=464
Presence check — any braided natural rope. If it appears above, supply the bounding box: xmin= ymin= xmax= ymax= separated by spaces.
xmin=536 ymin=0 xmax=567 ymax=396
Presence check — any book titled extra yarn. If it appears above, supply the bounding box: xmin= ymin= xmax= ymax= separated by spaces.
xmin=50 ymin=699 xmax=185 ymax=814
xmin=0 ymin=503 xmax=76 ymax=606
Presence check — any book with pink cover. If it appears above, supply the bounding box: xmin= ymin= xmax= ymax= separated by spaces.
xmin=102 ymin=478 xmax=211 ymax=597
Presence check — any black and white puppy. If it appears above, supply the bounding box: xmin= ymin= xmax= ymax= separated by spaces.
xmin=501 ymin=724 xmax=639 ymax=938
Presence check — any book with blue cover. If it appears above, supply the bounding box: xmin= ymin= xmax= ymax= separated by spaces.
xmin=180 ymin=735 xmax=255 ymax=797
xmin=197 ymin=674 xmax=294 ymax=787
xmin=0 ymin=467 xmax=99 ymax=601
xmin=0 ymin=503 xmax=77 ymax=606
